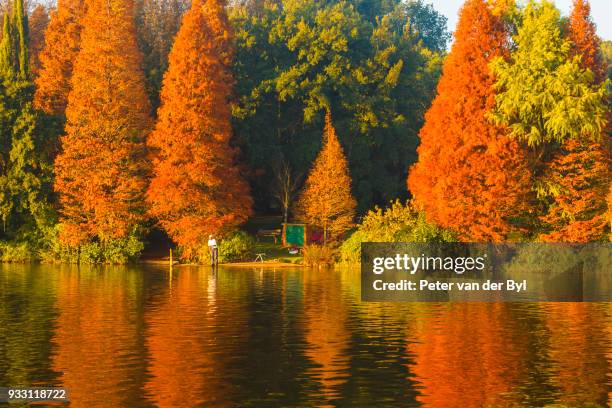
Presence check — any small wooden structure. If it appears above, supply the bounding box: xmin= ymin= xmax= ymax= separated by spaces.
xmin=282 ymin=223 xmax=309 ymax=247
xmin=256 ymin=229 xmax=282 ymax=244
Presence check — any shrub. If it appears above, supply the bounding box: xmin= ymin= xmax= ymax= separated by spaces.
xmin=99 ymin=234 xmax=144 ymax=264
xmin=79 ymin=241 xmax=104 ymax=264
xmin=219 ymin=231 xmax=256 ymax=262
xmin=41 ymin=227 xmax=145 ymax=264
xmin=0 ymin=241 xmax=37 ymax=262
xmin=195 ymin=231 xmax=256 ymax=264
xmin=338 ymin=200 xmax=455 ymax=264
xmin=302 ymin=244 xmax=335 ymax=267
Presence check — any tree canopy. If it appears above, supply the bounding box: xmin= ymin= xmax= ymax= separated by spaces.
xmin=296 ymin=112 xmax=357 ymax=243
xmin=54 ymin=0 xmax=151 ymax=246
xmin=230 ymin=0 xmax=449 ymax=212
xmin=408 ymin=0 xmax=531 ymax=242
xmin=147 ymin=0 xmax=253 ymax=259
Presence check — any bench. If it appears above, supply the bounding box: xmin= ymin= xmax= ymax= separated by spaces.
xmin=256 ymin=229 xmax=282 ymax=244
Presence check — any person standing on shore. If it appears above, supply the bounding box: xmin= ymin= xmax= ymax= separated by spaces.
xmin=208 ymin=234 xmax=218 ymax=266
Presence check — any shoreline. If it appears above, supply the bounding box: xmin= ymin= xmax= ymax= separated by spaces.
xmin=142 ymin=259 xmax=302 ymax=268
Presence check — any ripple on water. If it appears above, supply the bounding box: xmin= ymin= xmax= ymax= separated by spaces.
xmin=0 ymin=265 xmax=610 ymax=407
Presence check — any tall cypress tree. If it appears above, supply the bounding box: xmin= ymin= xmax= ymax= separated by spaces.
xmin=407 ymin=0 xmax=531 ymax=242
xmin=0 ymin=0 xmax=53 ymax=246
xmin=539 ymin=0 xmax=610 ymax=242
xmin=54 ymin=0 xmax=151 ymax=248
xmin=34 ymin=0 xmax=85 ymax=116
xmin=490 ymin=0 xmax=609 ymax=242
xmin=295 ymin=112 xmax=357 ymax=244
xmin=28 ymin=5 xmax=49 ymax=79
xmin=147 ymin=0 xmax=253 ymax=259
xmin=0 ymin=0 xmax=27 ymax=79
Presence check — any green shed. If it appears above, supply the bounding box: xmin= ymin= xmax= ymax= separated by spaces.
xmin=282 ymin=223 xmax=308 ymax=247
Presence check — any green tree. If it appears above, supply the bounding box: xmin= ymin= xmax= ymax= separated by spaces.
xmin=602 ymin=40 xmax=612 ymax=82
xmin=490 ymin=0 xmax=608 ymax=148
xmin=490 ymin=0 xmax=610 ymax=240
xmin=0 ymin=0 xmax=28 ymax=79
xmin=135 ymin=0 xmax=189 ymax=111
xmin=230 ymin=0 xmax=447 ymax=212
xmin=0 ymin=0 xmax=54 ymax=251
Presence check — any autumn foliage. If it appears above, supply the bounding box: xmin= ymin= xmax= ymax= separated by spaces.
xmin=540 ymin=0 xmax=610 ymax=242
xmin=147 ymin=0 xmax=252 ymax=258
xmin=407 ymin=0 xmax=531 ymax=242
xmin=54 ymin=0 xmax=151 ymax=246
xmin=568 ymin=0 xmax=606 ymax=83
xmin=540 ymin=139 xmax=609 ymax=242
xmin=296 ymin=112 xmax=357 ymax=243
xmin=27 ymin=5 xmax=48 ymax=79
xmin=34 ymin=0 xmax=85 ymax=115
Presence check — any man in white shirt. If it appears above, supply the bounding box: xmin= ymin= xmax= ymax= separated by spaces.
xmin=208 ymin=234 xmax=218 ymax=266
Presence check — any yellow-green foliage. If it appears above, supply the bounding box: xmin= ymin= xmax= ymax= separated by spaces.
xmin=338 ymin=200 xmax=455 ymax=264
xmin=196 ymin=231 xmax=256 ymax=264
xmin=302 ymin=244 xmax=335 ymax=267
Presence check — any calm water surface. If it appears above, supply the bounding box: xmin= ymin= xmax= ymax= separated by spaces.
xmin=0 ymin=264 xmax=610 ymax=407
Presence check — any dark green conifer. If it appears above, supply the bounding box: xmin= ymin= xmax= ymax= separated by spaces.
xmin=0 ymin=0 xmax=53 ymax=250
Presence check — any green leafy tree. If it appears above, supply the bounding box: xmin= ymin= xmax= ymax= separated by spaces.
xmin=230 ymin=0 xmax=448 ymax=212
xmin=490 ymin=0 xmax=608 ymax=148
xmin=0 ymin=0 xmax=28 ymax=79
xmin=0 ymin=0 xmax=54 ymax=251
xmin=490 ymin=0 xmax=610 ymax=240
xmin=602 ymin=40 xmax=612 ymax=82
xmin=135 ymin=0 xmax=189 ymax=111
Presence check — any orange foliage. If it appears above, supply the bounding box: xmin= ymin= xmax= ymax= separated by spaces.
xmin=568 ymin=0 xmax=606 ymax=83
xmin=27 ymin=5 xmax=49 ymax=79
xmin=296 ymin=112 xmax=357 ymax=243
xmin=540 ymin=139 xmax=609 ymax=242
xmin=54 ymin=0 xmax=151 ymax=245
xmin=147 ymin=0 xmax=252 ymax=258
xmin=540 ymin=0 xmax=610 ymax=242
xmin=608 ymin=186 xmax=612 ymax=241
xmin=34 ymin=0 xmax=85 ymax=115
xmin=407 ymin=0 xmax=530 ymax=242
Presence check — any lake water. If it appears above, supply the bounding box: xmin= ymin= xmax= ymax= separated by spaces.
xmin=0 ymin=264 xmax=610 ymax=407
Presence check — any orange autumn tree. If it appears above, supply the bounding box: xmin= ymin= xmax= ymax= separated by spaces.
xmin=34 ymin=0 xmax=85 ymax=115
xmin=540 ymin=0 xmax=610 ymax=242
xmin=147 ymin=0 xmax=252 ymax=259
xmin=54 ymin=0 xmax=151 ymax=247
xmin=567 ymin=0 xmax=606 ymax=83
xmin=296 ymin=112 xmax=357 ymax=244
xmin=28 ymin=5 xmax=48 ymax=78
xmin=407 ymin=0 xmax=530 ymax=242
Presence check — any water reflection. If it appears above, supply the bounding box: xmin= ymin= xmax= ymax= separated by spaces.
xmin=0 ymin=265 xmax=609 ymax=407
xmin=52 ymin=266 xmax=148 ymax=407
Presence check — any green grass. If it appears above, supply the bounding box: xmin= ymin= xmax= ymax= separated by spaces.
xmin=245 ymin=216 xmax=302 ymax=264
xmin=252 ymin=239 xmax=302 ymax=264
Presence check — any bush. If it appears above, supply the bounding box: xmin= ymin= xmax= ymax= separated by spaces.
xmin=302 ymin=244 xmax=335 ymax=267
xmin=195 ymin=231 xmax=256 ymax=264
xmin=41 ymin=227 xmax=145 ymax=264
xmin=338 ymin=200 xmax=455 ymax=265
xmin=0 ymin=241 xmax=37 ymax=262
xmin=219 ymin=231 xmax=256 ymax=262
xmin=101 ymin=234 xmax=145 ymax=264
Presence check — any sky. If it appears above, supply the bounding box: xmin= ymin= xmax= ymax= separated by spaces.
xmin=431 ymin=0 xmax=612 ymax=41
